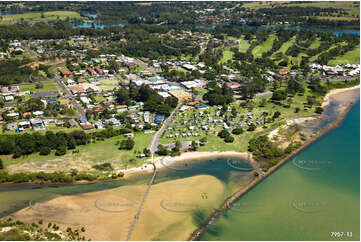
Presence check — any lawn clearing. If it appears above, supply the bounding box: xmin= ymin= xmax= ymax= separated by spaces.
xmin=220 ymin=50 xmax=234 ymax=64
xmin=238 ymin=37 xmax=251 ymax=53
xmin=328 ymin=45 xmax=360 ymax=65
xmin=4 ymin=132 xmax=154 ymax=173
xmin=20 ymin=83 xmax=59 ymax=93
xmin=0 ymin=11 xmax=82 ymax=25
xmin=252 ymin=35 xmax=276 ymax=58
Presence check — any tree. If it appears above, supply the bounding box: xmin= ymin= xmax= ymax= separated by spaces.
xmin=315 ymin=106 xmax=323 ymax=114
xmin=143 ymin=148 xmax=151 ymax=157
xmin=55 ymin=145 xmax=66 ymax=156
xmin=157 ymin=144 xmax=168 ymax=156
xmin=174 ymin=140 xmax=181 ymax=152
xmin=224 ymin=135 xmax=234 ymax=143
xmin=39 ymin=146 xmax=51 ymax=156
xmin=190 ymin=140 xmax=198 ymax=151
xmin=247 ymin=123 xmax=256 ymax=131
xmin=273 ymin=111 xmax=281 ymax=119
xmin=259 ymin=98 xmax=267 ymax=107
xmin=199 ymin=137 xmax=207 ymax=145
xmin=232 ymin=128 xmax=244 ymax=135
xmin=271 ymin=89 xmax=287 ymax=101
xmin=0 ymin=158 xmax=3 ymax=169
xmin=119 ymin=138 xmax=135 ymax=150
xmin=218 ymin=129 xmax=230 ymax=138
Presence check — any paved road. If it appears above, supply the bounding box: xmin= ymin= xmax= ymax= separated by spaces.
xmin=125 ymin=163 xmax=157 ymax=241
xmin=55 ymin=76 xmax=85 ymax=119
xmin=48 ymin=62 xmax=66 ymax=73
xmin=22 ymin=40 xmax=37 ymax=59
xmin=149 ymin=102 xmax=182 ymax=153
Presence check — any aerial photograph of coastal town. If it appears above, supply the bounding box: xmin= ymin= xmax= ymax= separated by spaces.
xmin=0 ymin=0 xmax=359 ymax=241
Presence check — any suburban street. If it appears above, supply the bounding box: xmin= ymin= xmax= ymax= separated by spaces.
xmin=149 ymin=102 xmax=182 ymax=154
xmin=55 ymin=76 xmax=85 ymax=119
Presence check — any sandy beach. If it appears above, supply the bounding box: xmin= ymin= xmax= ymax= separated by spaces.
xmin=322 ymin=85 xmax=360 ymax=108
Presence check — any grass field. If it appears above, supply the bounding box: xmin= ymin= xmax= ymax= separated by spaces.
xmin=4 ymin=132 xmax=154 ymax=173
xmin=273 ymin=36 xmax=295 ymax=56
xmin=310 ymin=42 xmax=348 ymax=62
xmin=0 ymin=11 xmax=82 ymax=24
xmin=328 ymin=45 xmax=360 ymax=65
xmin=243 ymin=1 xmax=359 ymax=19
xmin=309 ymin=38 xmax=321 ymax=49
xmin=98 ymin=78 xmax=119 ymax=91
xmin=20 ymin=83 xmax=59 ymax=93
xmin=220 ymin=50 xmax=234 ymax=63
xmin=238 ymin=37 xmax=251 ymax=53
xmin=252 ymin=35 xmax=276 ymax=58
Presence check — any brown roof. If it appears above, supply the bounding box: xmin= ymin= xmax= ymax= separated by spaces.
xmin=58 ymin=68 xmax=72 ymax=75
xmin=71 ymin=87 xmax=85 ymax=93
xmin=94 ymin=66 xmax=103 ymax=74
xmin=80 ymin=123 xmax=94 ymax=130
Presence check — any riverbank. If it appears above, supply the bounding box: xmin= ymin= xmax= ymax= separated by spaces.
xmin=188 ymin=86 xmax=360 ymax=241
xmin=322 ymin=84 xmax=360 ymax=108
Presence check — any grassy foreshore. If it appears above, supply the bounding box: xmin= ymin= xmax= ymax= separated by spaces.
xmin=188 ymin=87 xmax=359 ymax=241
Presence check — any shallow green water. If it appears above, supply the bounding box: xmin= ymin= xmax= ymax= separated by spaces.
xmin=201 ymin=101 xmax=360 ymax=241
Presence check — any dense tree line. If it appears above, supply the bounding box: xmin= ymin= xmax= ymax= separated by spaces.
xmin=0 ymin=59 xmax=34 ymax=85
xmin=203 ymin=81 xmax=234 ymax=106
xmin=0 ymin=128 xmax=127 ymax=158
xmin=248 ymin=135 xmax=284 ymax=161
xmin=114 ymin=84 xmax=178 ymax=116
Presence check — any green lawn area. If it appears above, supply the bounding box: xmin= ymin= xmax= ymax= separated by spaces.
xmin=309 ymin=38 xmax=321 ymax=49
xmin=99 ymin=78 xmax=119 ymax=85
xmin=220 ymin=50 xmax=234 ymax=64
xmin=92 ymin=94 xmax=106 ymax=103
xmin=328 ymin=45 xmax=360 ymax=65
xmin=243 ymin=1 xmax=359 ymax=19
xmin=310 ymin=42 xmax=348 ymax=62
xmin=238 ymin=37 xmax=251 ymax=53
xmin=3 ymin=132 xmax=154 ymax=172
xmin=0 ymin=11 xmax=82 ymax=25
xmin=98 ymin=78 xmax=119 ymax=91
xmin=273 ymin=36 xmax=296 ymax=56
xmin=20 ymin=83 xmax=59 ymax=93
xmin=252 ymin=35 xmax=277 ymax=58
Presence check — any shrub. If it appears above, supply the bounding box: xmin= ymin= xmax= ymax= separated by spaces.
xmin=315 ymin=106 xmax=323 ymax=114
xmin=224 ymin=135 xmax=234 ymax=143
xmin=119 ymin=138 xmax=135 ymax=150
xmin=55 ymin=145 xmax=66 ymax=156
xmin=218 ymin=129 xmax=230 ymax=138
xmin=39 ymin=146 xmax=51 ymax=156
xmin=232 ymin=128 xmax=244 ymax=135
